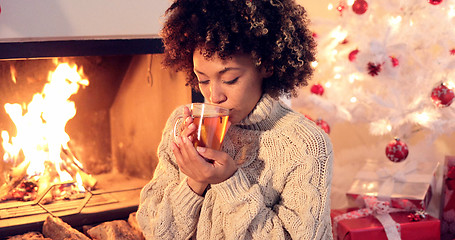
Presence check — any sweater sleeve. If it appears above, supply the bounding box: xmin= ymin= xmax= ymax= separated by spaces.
xmin=136 ymin=108 xmax=205 ymax=240
xmin=210 ymin=125 xmax=334 ymax=240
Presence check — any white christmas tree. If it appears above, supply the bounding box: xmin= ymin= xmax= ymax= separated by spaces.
xmin=295 ymin=0 xmax=455 ymax=162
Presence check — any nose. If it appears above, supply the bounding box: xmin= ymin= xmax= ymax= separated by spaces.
xmin=209 ymin=82 xmax=227 ymax=104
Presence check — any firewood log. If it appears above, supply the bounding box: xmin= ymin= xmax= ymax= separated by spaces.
xmin=128 ymin=212 xmax=146 ymax=240
xmin=6 ymin=232 xmax=52 ymax=240
xmin=79 ymin=170 xmax=97 ymax=190
xmin=36 ymin=169 xmax=54 ymax=204
xmin=61 ymin=145 xmax=97 ymax=190
xmin=82 ymin=224 xmax=95 ymax=236
xmin=0 ymin=160 xmax=30 ymax=200
xmin=42 ymin=215 xmax=90 ymax=240
xmin=86 ymin=220 xmax=142 ymax=240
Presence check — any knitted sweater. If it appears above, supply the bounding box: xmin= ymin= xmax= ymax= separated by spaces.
xmin=137 ymin=94 xmax=334 ymax=240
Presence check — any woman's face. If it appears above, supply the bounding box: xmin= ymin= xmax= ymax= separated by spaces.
xmin=193 ymin=50 xmax=268 ymax=124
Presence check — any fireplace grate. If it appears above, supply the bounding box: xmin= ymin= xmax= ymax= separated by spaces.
xmin=0 ymin=191 xmax=118 ymax=220
xmin=0 ymin=174 xmax=147 ymax=237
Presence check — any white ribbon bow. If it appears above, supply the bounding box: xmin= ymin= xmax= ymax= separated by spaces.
xmin=333 ymin=197 xmax=403 ymax=240
xmin=365 ymin=197 xmax=402 ymax=240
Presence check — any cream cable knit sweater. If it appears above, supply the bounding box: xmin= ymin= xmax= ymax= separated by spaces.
xmin=137 ymin=94 xmax=333 ymax=240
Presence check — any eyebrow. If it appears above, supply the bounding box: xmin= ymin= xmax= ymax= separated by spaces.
xmin=194 ymin=67 xmax=242 ymax=76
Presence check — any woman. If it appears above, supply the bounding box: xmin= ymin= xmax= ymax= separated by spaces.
xmin=137 ymin=0 xmax=333 ymax=239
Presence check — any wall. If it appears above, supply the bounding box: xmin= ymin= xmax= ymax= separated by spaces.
xmin=0 ymin=0 xmax=170 ymax=41
xmin=110 ymin=54 xmax=191 ymax=179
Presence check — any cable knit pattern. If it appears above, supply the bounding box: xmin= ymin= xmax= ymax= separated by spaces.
xmin=137 ymin=94 xmax=334 ymax=240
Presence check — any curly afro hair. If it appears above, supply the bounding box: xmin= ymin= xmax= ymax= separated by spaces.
xmin=160 ymin=0 xmax=317 ymax=99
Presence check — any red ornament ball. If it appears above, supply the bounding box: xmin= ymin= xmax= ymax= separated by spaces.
xmin=385 ymin=138 xmax=409 ymax=162
xmin=349 ymin=49 xmax=359 ymax=62
xmin=352 ymin=0 xmax=368 ymax=15
xmin=431 ymin=83 xmax=454 ymax=108
xmin=428 ymin=0 xmax=443 ymax=5
xmin=310 ymin=84 xmax=325 ymax=95
xmin=316 ymin=118 xmax=330 ymax=134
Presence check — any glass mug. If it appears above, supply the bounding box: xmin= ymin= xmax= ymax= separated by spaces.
xmin=174 ymin=103 xmax=230 ymax=151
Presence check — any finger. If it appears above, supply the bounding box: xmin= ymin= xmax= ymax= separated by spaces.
xmin=226 ymin=121 xmax=232 ymax=131
xmin=179 ymin=137 xmax=212 ymax=180
xmin=183 ymin=105 xmax=191 ymax=116
xmin=179 ymin=116 xmax=192 ymax=134
xmin=196 ymin=147 xmax=228 ymax=165
xmin=172 ymin=141 xmax=194 ymax=177
xmin=180 ymin=106 xmax=193 ymax=131
xmin=177 ymin=136 xmax=191 ymax=163
xmin=172 ymin=141 xmax=184 ymax=166
xmin=182 ymin=122 xmax=197 ymax=138
xmin=176 ymin=137 xmax=198 ymax=177
xmin=184 ymin=116 xmax=193 ymax=127
xmin=182 ymin=136 xmax=211 ymax=165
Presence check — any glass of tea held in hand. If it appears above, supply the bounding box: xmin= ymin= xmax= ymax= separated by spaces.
xmin=174 ymin=103 xmax=230 ymax=151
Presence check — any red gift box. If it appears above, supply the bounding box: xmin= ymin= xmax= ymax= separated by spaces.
xmin=441 ymin=156 xmax=455 ymax=239
xmin=331 ymin=208 xmax=440 ymax=240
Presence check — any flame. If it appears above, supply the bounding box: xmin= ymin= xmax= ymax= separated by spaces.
xmin=1 ymin=62 xmax=89 ymax=195
xmin=9 ymin=64 xmax=17 ymax=84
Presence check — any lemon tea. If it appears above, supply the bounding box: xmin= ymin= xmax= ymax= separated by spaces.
xmin=192 ymin=115 xmax=229 ymax=150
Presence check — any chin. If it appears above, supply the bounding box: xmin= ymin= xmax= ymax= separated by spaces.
xmin=228 ymin=116 xmax=237 ymax=124
xmin=228 ymin=114 xmax=239 ymax=124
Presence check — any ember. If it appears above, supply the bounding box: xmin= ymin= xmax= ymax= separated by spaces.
xmin=0 ymin=61 xmax=96 ymax=204
xmin=5 ymin=181 xmax=37 ymax=201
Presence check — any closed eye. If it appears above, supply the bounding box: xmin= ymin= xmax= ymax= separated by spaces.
xmin=223 ymin=77 xmax=239 ymax=85
xmin=198 ymin=80 xmax=210 ymax=85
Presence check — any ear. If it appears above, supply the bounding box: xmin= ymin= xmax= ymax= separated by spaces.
xmin=260 ymin=65 xmax=273 ymax=78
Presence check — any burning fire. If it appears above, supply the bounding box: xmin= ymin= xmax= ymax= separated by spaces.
xmin=0 ymin=61 xmax=96 ymax=203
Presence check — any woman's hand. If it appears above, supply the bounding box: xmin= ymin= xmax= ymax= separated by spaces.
xmin=177 ymin=106 xmax=196 ymax=141
xmin=172 ymin=134 xmax=237 ymax=196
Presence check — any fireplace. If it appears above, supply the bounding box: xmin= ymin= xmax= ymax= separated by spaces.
xmin=0 ymin=39 xmax=196 ymax=237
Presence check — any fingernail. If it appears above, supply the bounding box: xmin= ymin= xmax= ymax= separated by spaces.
xmin=196 ymin=146 xmax=206 ymax=153
xmin=182 ymin=136 xmax=188 ymax=143
xmin=189 ymin=123 xmax=196 ymax=130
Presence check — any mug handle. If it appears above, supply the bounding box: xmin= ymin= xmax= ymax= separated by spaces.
xmin=172 ymin=104 xmax=195 ymax=143
xmin=173 ymin=116 xmax=184 ymax=142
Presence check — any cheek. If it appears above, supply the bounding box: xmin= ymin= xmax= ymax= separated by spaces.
xmin=244 ymin=77 xmax=263 ymax=97
xmin=198 ymin=85 xmax=210 ymax=98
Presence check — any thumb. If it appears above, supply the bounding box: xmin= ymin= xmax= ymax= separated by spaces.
xmin=197 ymin=147 xmax=227 ymax=164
